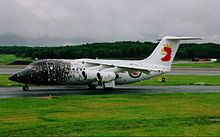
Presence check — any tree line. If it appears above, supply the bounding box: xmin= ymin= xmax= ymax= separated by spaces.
xmin=0 ymin=41 xmax=220 ymax=60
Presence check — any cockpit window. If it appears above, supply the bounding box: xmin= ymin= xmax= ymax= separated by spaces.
xmin=25 ymin=61 xmax=38 ymax=69
xmin=25 ymin=64 xmax=33 ymax=69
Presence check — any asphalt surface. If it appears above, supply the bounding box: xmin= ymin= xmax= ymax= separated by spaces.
xmin=1 ymin=66 xmax=220 ymax=98
xmin=1 ymin=68 xmax=220 ymax=75
xmin=0 ymin=85 xmax=220 ymax=98
xmin=168 ymin=69 xmax=220 ymax=75
xmin=169 ymin=68 xmax=220 ymax=75
xmin=0 ymin=68 xmax=22 ymax=74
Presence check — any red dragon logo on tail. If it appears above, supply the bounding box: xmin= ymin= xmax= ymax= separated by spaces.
xmin=161 ymin=44 xmax=172 ymax=62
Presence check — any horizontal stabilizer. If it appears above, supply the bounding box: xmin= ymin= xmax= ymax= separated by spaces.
xmin=157 ymin=36 xmax=205 ymax=42
xmin=166 ymin=36 xmax=205 ymax=40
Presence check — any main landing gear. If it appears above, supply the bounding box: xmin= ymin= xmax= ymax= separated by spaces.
xmin=22 ymin=85 xmax=29 ymax=91
xmin=88 ymin=84 xmax=97 ymax=89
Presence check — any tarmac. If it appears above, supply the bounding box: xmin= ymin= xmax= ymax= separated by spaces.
xmin=0 ymin=85 xmax=220 ymax=98
xmin=0 ymin=65 xmax=220 ymax=98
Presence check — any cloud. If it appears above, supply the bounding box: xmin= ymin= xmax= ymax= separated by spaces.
xmin=0 ymin=0 xmax=220 ymax=46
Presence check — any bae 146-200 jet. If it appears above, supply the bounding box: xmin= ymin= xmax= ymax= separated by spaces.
xmin=9 ymin=36 xmax=204 ymax=91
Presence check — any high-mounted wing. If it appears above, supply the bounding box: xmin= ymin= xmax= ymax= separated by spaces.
xmin=84 ymin=59 xmax=165 ymax=74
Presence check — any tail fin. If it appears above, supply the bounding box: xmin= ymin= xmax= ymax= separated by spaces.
xmin=141 ymin=36 xmax=204 ymax=69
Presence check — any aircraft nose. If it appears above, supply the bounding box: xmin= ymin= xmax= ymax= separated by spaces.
xmin=8 ymin=69 xmax=31 ymax=83
xmin=8 ymin=73 xmax=18 ymax=82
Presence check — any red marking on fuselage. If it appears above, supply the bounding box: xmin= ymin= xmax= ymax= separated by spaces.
xmin=128 ymin=71 xmax=142 ymax=78
xmin=161 ymin=46 xmax=172 ymax=62
xmin=132 ymin=71 xmax=139 ymax=76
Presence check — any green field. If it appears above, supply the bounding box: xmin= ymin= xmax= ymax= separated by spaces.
xmin=1 ymin=74 xmax=220 ymax=87
xmin=0 ymin=54 xmax=31 ymax=64
xmin=0 ymin=93 xmax=220 ymax=136
xmin=132 ymin=75 xmax=220 ymax=86
xmin=0 ymin=74 xmax=22 ymax=87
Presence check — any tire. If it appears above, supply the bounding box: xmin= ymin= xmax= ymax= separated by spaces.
xmin=102 ymin=84 xmax=114 ymax=90
xmin=22 ymin=85 xmax=29 ymax=91
xmin=88 ymin=85 xmax=97 ymax=89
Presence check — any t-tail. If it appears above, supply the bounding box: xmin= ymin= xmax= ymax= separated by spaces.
xmin=141 ymin=36 xmax=204 ymax=71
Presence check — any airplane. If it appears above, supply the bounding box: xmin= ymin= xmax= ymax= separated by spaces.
xmin=9 ymin=36 xmax=204 ymax=91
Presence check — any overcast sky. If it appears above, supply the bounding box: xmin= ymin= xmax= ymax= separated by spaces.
xmin=0 ymin=0 xmax=219 ymax=46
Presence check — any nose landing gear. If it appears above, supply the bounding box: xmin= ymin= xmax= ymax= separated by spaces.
xmin=22 ymin=85 xmax=29 ymax=91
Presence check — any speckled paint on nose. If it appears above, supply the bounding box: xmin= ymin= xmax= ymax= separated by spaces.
xmin=8 ymin=69 xmax=32 ymax=84
xmin=8 ymin=59 xmax=73 ymax=85
xmin=8 ymin=73 xmax=18 ymax=82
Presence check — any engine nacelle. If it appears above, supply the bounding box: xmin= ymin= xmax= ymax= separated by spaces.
xmin=82 ymin=70 xmax=98 ymax=81
xmin=96 ymin=71 xmax=116 ymax=83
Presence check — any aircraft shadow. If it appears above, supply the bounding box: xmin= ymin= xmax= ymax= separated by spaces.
xmin=25 ymin=86 xmax=148 ymax=97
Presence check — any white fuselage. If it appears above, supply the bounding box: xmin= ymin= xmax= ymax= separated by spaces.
xmin=63 ymin=59 xmax=163 ymax=85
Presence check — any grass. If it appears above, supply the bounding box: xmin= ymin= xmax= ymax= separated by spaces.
xmin=132 ymin=75 xmax=220 ymax=86
xmin=0 ymin=54 xmax=31 ymax=65
xmin=1 ymin=74 xmax=220 ymax=87
xmin=173 ymin=62 xmax=220 ymax=68
xmin=0 ymin=74 xmax=22 ymax=87
xmin=0 ymin=93 xmax=220 ymax=136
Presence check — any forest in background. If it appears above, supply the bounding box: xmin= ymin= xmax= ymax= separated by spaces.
xmin=0 ymin=41 xmax=219 ymax=60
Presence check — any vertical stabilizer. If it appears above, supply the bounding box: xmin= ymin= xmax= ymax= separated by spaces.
xmin=141 ymin=36 xmax=204 ymax=69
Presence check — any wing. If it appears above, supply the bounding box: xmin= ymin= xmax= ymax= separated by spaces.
xmin=84 ymin=59 xmax=167 ymax=74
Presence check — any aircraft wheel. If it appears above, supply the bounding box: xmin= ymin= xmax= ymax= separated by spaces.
xmin=102 ymin=83 xmax=114 ymax=90
xmin=22 ymin=85 xmax=29 ymax=91
xmin=88 ymin=85 xmax=97 ymax=89
xmin=103 ymin=87 xmax=114 ymax=90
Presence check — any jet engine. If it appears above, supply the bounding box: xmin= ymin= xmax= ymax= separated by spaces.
xmin=96 ymin=71 xmax=117 ymax=83
xmin=82 ymin=70 xmax=98 ymax=81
